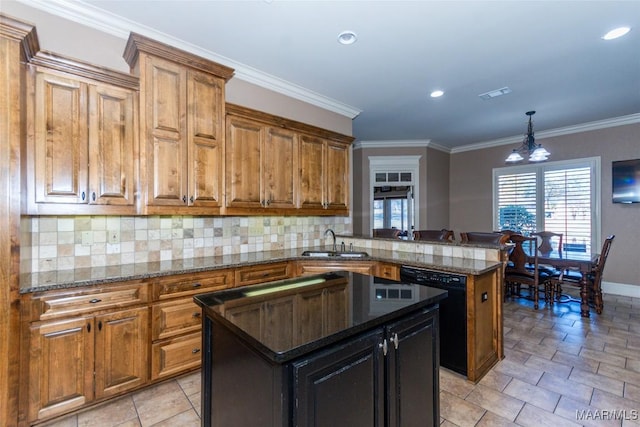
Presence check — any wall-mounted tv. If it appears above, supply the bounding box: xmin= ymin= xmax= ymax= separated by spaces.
xmin=612 ymin=159 xmax=640 ymax=203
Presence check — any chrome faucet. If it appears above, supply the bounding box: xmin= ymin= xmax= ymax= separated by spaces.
xmin=324 ymin=228 xmax=337 ymax=251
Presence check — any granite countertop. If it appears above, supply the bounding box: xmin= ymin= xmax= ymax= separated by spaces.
xmin=20 ymin=246 xmax=502 ymax=293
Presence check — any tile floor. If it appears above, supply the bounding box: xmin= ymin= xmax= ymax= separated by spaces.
xmin=40 ymin=290 xmax=640 ymax=427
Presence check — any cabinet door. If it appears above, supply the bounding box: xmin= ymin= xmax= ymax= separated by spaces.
xmin=88 ymin=83 xmax=135 ymax=207
xmin=264 ymin=127 xmax=298 ymax=209
xmin=326 ymin=141 xmax=349 ymax=212
xmin=292 ymin=329 xmax=385 ymax=427
xmin=225 ymin=115 xmax=263 ymax=208
xmin=142 ymin=55 xmax=187 ymax=206
xmin=298 ymin=134 xmax=325 ymax=210
xmin=28 ymin=317 xmax=94 ymax=422
xmin=33 ymin=71 xmax=89 ymax=204
xmin=94 ymin=307 xmax=149 ymax=399
xmin=386 ymin=309 xmax=439 ymax=427
xmin=187 ymin=69 xmax=225 ymax=208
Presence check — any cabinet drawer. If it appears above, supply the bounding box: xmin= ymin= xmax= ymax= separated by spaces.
xmin=152 ymin=298 xmax=202 ymax=340
xmin=374 ymin=262 xmax=400 ymax=281
xmin=235 ymin=262 xmax=292 ymax=287
xmin=29 ymin=280 xmax=149 ymax=321
xmin=296 ymin=260 xmax=374 ymax=276
xmin=151 ymin=332 xmax=202 ymax=380
xmin=153 ymin=269 xmax=233 ymax=300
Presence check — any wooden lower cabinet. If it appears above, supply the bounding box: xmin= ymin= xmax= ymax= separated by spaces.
xmin=151 ymin=332 xmax=202 ymax=380
xmin=27 ymin=307 xmax=148 ymax=423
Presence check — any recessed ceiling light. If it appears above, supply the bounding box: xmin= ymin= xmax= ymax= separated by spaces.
xmin=338 ymin=31 xmax=357 ymax=45
xmin=430 ymin=90 xmax=444 ymax=98
xmin=602 ymin=26 xmax=631 ymax=40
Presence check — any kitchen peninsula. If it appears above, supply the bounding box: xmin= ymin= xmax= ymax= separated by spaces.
xmin=194 ymin=271 xmax=448 ymax=427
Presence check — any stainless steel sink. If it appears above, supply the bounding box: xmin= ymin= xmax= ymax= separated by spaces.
xmin=300 ymin=250 xmax=335 ymax=257
xmin=300 ymin=250 xmax=369 ymax=258
xmin=335 ymin=252 xmax=369 ymax=258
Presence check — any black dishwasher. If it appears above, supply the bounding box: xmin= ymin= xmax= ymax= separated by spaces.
xmin=400 ymin=266 xmax=467 ymax=376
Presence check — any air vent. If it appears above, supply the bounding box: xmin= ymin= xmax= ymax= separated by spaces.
xmin=478 ymin=87 xmax=512 ymax=100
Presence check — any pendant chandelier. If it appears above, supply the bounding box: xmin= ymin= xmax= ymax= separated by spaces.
xmin=505 ymin=111 xmax=550 ymax=163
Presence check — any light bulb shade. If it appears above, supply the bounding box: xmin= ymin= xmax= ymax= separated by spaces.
xmin=506 ymin=150 xmax=524 ymax=162
xmin=529 ymin=146 xmax=550 ymax=162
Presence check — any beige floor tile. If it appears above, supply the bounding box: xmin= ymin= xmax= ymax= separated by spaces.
xmin=503 ymin=377 xmax=561 ymax=412
xmin=439 ymin=389 xmax=486 ymax=427
xmin=591 ymin=389 xmax=640 ymax=426
xmin=552 ymin=350 xmax=600 ymax=373
xmin=77 ymin=397 xmax=138 ymax=427
xmin=475 ymin=410 xmax=520 ymax=427
xmin=477 ymin=369 xmax=513 ymax=392
xmin=465 ymin=384 xmax=525 ymax=421
xmin=568 ymin=367 xmax=625 ymax=397
xmin=624 ymin=382 xmax=640 ymax=403
xmin=513 ymin=339 xmax=558 ymax=359
xmin=439 ymin=368 xmax=476 ymax=398
xmin=555 ymin=395 xmax=622 ymax=427
xmin=604 ymin=342 xmax=640 ymax=361
xmin=150 ymin=409 xmax=200 ymax=427
xmin=524 ymin=354 xmax=572 ymax=378
xmin=537 ymin=372 xmax=594 ymax=404
xmin=598 ymin=362 xmax=640 ymax=389
xmin=515 ymin=402 xmax=582 ymax=427
xmin=133 ymin=381 xmax=192 ymax=427
xmin=177 ymin=371 xmax=201 ymax=397
xmin=494 ymin=358 xmax=544 ymax=385
xmin=580 ymin=347 xmax=627 ymax=368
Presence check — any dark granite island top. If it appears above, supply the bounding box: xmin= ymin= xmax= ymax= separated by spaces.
xmin=194 ymin=271 xmax=447 ymax=426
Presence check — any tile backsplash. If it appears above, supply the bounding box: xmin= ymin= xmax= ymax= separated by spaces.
xmin=21 ymin=215 xmax=351 ymax=274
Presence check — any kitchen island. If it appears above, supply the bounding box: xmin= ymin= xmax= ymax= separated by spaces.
xmin=194 ymin=271 xmax=448 ymax=427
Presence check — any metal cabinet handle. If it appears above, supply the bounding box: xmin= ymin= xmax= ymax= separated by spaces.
xmin=192 ymin=348 xmax=201 ymax=354
xmin=92 ymin=192 xmax=96 ymax=201
xmin=193 ymin=283 xmax=202 ymax=288
xmin=182 ymin=195 xmax=187 ymax=203
xmin=192 ymin=312 xmax=201 ymax=318
xmin=89 ymin=298 xmax=102 ymax=304
xmin=392 ymin=333 xmax=399 ymax=349
xmin=190 ymin=195 xmax=194 ymax=203
xmin=81 ymin=191 xmax=86 ymax=201
xmin=379 ymin=339 xmax=388 ymax=356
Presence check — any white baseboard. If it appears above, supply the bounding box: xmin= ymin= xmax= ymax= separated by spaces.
xmin=602 ymin=281 xmax=640 ymax=298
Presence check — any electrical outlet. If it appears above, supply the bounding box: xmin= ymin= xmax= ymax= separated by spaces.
xmin=108 ymin=230 xmax=120 ymax=244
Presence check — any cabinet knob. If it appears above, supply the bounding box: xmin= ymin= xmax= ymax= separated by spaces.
xmin=182 ymin=195 xmax=187 ymax=203
xmin=379 ymin=339 xmax=388 ymax=356
xmin=92 ymin=192 xmax=96 ymax=202
xmin=190 ymin=195 xmax=194 ymax=204
xmin=392 ymin=333 xmax=399 ymax=349
xmin=192 ymin=348 xmax=201 ymax=354
xmin=81 ymin=191 xmax=86 ymax=201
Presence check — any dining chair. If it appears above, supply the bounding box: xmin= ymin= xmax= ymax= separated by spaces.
xmin=549 ymin=235 xmax=615 ymax=314
xmin=504 ymin=234 xmax=551 ymax=309
xmin=373 ymin=228 xmax=401 ymax=238
xmin=531 ymin=231 xmax=563 ymax=254
xmin=413 ymin=229 xmax=454 ymax=242
xmin=460 ymin=231 xmax=511 ymax=245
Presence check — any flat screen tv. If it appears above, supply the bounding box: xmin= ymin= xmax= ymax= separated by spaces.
xmin=612 ymin=159 xmax=640 ymax=203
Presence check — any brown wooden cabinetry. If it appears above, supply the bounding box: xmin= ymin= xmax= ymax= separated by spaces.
xmin=299 ymin=134 xmax=350 ymax=214
xmin=225 ymin=104 xmax=353 ymax=216
xmin=24 ymin=281 xmax=149 ymax=424
xmin=24 ymin=52 xmax=138 ymax=215
xmin=124 ymin=33 xmax=234 ymax=215
xmin=150 ymin=269 xmax=232 ymax=380
xmin=235 ymin=262 xmax=293 ymax=287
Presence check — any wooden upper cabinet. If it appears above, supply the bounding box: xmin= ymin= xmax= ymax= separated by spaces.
xmin=299 ymin=134 xmax=350 ymax=214
xmin=225 ymin=110 xmax=298 ymax=211
xmin=25 ymin=52 xmax=138 ymax=215
xmin=124 ymin=32 xmax=234 ymax=215
xmin=226 ymin=104 xmax=353 ymax=216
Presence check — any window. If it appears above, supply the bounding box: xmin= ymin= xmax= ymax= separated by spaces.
xmin=493 ymin=157 xmax=601 ymax=253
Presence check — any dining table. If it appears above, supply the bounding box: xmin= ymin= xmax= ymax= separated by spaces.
xmin=525 ymin=248 xmax=599 ymax=317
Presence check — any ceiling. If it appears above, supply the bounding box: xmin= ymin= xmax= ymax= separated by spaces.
xmin=28 ymin=1 xmax=640 ymax=150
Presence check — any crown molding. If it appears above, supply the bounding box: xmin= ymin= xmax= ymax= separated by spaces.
xmin=16 ymin=0 xmax=362 ymax=119
xmin=354 ymin=139 xmax=451 ymax=153
xmin=451 ymin=113 xmax=640 ymax=154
